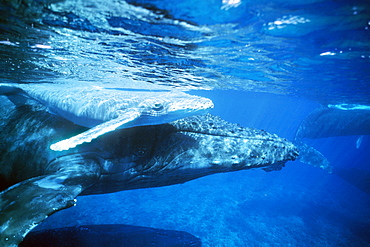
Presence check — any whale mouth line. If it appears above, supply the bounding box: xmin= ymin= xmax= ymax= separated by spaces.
xmin=179 ymin=130 xmax=285 ymax=142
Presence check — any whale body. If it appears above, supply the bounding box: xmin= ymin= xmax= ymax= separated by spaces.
xmin=0 ymin=100 xmax=298 ymax=246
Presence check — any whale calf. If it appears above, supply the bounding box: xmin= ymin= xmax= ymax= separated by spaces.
xmin=0 ymin=82 xmax=214 ymax=151
xmin=0 ymin=100 xmax=298 ymax=246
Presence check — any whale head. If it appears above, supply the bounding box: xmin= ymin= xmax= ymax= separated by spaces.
xmin=82 ymin=114 xmax=298 ymax=194
xmin=134 ymin=91 xmax=214 ymax=127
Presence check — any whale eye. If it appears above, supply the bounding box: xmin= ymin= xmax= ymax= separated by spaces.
xmin=152 ymin=103 xmax=164 ymax=111
xmin=134 ymin=148 xmax=147 ymax=157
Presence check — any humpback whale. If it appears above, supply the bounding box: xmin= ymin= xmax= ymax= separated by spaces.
xmin=20 ymin=224 xmax=201 ymax=247
xmin=0 ymin=82 xmax=214 ymax=151
xmin=295 ymin=105 xmax=370 ymax=139
xmin=0 ymin=100 xmax=298 ymax=246
xmin=294 ymin=105 xmax=370 ymax=173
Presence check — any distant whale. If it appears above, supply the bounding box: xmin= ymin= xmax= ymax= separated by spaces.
xmin=295 ymin=105 xmax=370 ymax=139
xmin=0 ymin=99 xmax=298 ymax=246
xmin=294 ymin=105 xmax=370 ymax=190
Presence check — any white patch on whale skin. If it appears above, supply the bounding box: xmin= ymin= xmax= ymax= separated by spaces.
xmin=356 ymin=135 xmax=363 ymax=149
xmin=0 ymin=219 xmax=11 ymax=233
xmin=33 ymin=176 xmax=68 ymax=190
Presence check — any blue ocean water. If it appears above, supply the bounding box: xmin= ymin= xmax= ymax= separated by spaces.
xmin=1 ymin=0 xmax=370 ymax=246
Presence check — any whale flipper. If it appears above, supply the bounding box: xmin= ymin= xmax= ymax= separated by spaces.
xmin=50 ymin=109 xmax=140 ymax=151
xmin=0 ymin=155 xmax=100 ymax=246
xmin=294 ymin=140 xmax=332 ymax=172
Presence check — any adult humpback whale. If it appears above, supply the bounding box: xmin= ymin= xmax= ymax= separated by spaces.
xmin=295 ymin=105 xmax=370 ymax=139
xmin=0 ymin=100 xmax=298 ymax=247
xmin=294 ymin=105 xmax=370 ymax=173
xmin=0 ymin=82 xmax=214 ymax=151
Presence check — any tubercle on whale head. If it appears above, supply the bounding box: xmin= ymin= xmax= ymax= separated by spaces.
xmin=167 ymin=132 xmax=299 ymax=173
xmin=169 ymin=113 xmax=299 ymax=169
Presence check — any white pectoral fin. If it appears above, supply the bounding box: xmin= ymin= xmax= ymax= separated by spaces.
xmin=50 ymin=110 xmax=141 ymax=151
